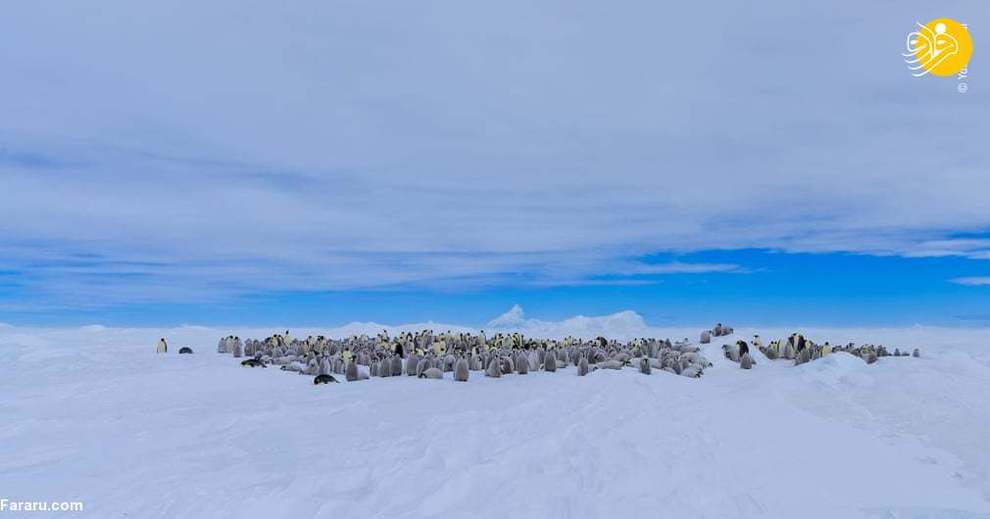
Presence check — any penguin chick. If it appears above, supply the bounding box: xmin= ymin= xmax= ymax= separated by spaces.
xmin=544 ymin=352 xmax=557 ymax=372
xmin=578 ymin=356 xmax=590 ymax=376
xmin=419 ymin=367 xmax=444 ymax=379
xmin=454 ymin=356 xmax=470 ymax=382
xmin=485 ymin=356 xmax=502 ymax=378
xmin=345 ymin=358 xmax=359 ymax=382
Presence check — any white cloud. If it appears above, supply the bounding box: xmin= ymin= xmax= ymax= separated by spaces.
xmin=951 ymin=277 xmax=990 ymax=286
xmin=0 ymin=1 xmax=988 ymax=305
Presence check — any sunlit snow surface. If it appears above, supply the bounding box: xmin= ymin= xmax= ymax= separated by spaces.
xmin=1 ymin=320 xmax=990 ymax=519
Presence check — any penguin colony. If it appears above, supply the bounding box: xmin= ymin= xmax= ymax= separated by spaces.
xmin=217 ymin=330 xmax=715 ymax=383
xmin=163 ymin=327 xmax=922 ymax=379
xmin=719 ymin=333 xmax=921 ymax=369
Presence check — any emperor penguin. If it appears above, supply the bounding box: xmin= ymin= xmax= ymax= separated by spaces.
xmin=740 ymin=352 xmax=754 ymax=369
xmin=500 ymin=356 xmax=514 ymax=375
xmin=515 ymin=352 xmax=529 ymax=374
xmin=305 ymin=357 xmax=319 ymax=375
xmin=419 ymin=367 xmax=444 ymax=379
xmin=319 ymin=356 xmax=332 ymax=376
xmin=681 ymin=365 xmax=702 ymax=378
xmin=700 ymin=330 xmax=711 ymax=344
xmin=527 ymin=350 xmax=540 ymax=371
xmin=241 ymin=358 xmax=266 ymax=367
xmin=156 ymin=338 xmax=168 ymax=354
xmin=233 ymin=340 xmax=244 ymax=358
xmin=639 ymin=357 xmax=651 ymax=375
xmin=794 ymin=347 xmax=811 ymax=366
xmin=217 ymin=337 xmax=227 ymax=353
xmin=764 ymin=341 xmax=778 ymax=360
xmin=578 ymin=355 xmax=590 ymax=376
xmin=178 ymin=346 xmax=193 ymax=354
xmin=314 ymin=374 xmax=339 ymax=384
xmin=390 ymin=355 xmax=403 ymax=376
xmin=345 ymin=358 xmax=359 ymax=382
xmin=454 ymin=355 xmax=470 ymax=382
xmin=736 ymin=340 xmax=750 ymax=358
xmin=782 ymin=340 xmax=796 ymax=360
xmin=416 ymin=357 xmax=430 ymax=377
xmin=912 ymin=348 xmax=920 ymax=358
xmin=485 ymin=356 xmax=502 ymax=378
xmin=405 ymin=351 xmax=420 ymax=376
xmin=544 ymin=351 xmax=557 ymax=372
xmin=469 ymin=351 xmax=483 ymax=371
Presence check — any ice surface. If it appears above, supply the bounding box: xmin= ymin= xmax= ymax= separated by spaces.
xmin=1 ymin=317 xmax=989 ymax=518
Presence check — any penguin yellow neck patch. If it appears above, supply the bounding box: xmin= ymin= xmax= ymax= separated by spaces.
xmin=904 ymin=18 xmax=973 ymax=77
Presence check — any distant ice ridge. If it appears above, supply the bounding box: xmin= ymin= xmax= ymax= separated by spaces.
xmin=486 ymin=304 xmax=651 ymax=338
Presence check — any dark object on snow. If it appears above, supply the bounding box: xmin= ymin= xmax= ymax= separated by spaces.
xmin=314 ymin=374 xmax=339 ymax=384
xmin=178 ymin=347 xmax=193 ymax=354
xmin=241 ymin=358 xmax=266 ymax=368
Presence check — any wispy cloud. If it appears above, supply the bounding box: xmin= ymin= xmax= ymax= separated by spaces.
xmin=0 ymin=0 xmax=988 ymax=309
xmin=951 ymin=277 xmax=990 ymax=286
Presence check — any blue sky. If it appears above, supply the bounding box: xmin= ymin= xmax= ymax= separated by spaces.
xmin=1 ymin=1 xmax=988 ymax=327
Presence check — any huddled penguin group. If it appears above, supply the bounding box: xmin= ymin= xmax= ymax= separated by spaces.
xmin=162 ymin=325 xmax=924 ymax=382
xmin=216 ymin=329 xmax=715 ymax=385
xmin=711 ymin=323 xmax=734 ymax=337
xmin=217 ymin=336 xmax=244 ymax=357
xmin=710 ymin=332 xmax=924 ymax=368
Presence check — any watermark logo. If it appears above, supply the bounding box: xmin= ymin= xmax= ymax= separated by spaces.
xmin=903 ymin=18 xmax=972 ymax=78
xmin=0 ymin=498 xmax=84 ymax=513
